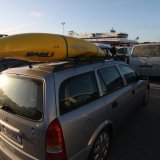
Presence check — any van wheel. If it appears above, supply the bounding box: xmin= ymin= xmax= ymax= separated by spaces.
xmin=89 ymin=128 xmax=111 ymax=160
xmin=143 ymin=87 xmax=149 ymax=107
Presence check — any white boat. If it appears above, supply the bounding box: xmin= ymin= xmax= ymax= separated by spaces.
xmin=68 ymin=28 xmax=137 ymax=47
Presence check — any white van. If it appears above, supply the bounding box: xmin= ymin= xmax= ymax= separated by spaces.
xmin=129 ymin=43 xmax=160 ymax=77
xmin=116 ymin=46 xmax=132 ymax=63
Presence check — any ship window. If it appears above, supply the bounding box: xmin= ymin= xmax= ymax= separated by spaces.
xmin=117 ymin=34 xmax=128 ymax=38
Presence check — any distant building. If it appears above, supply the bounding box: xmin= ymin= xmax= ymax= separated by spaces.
xmin=67 ymin=28 xmax=138 ymax=47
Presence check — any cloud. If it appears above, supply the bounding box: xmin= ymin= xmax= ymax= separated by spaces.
xmin=30 ymin=11 xmax=44 ymax=17
xmin=1 ymin=22 xmax=38 ymax=33
xmin=0 ymin=17 xmax=52 ymax=35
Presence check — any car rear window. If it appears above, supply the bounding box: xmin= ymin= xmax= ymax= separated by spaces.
xmin=0 ymin=75 xmax=43 ymax=120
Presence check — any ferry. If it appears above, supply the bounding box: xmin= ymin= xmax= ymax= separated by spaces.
xmin=67 ymin=28 xmax=138 ymax=47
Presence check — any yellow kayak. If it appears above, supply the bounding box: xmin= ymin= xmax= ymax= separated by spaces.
xmin=0 ymin=33 xmax=105 ymax=62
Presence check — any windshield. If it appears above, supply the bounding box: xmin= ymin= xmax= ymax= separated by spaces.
xmin=0 ymin=75 xmax=43 ymax=120
xmin=133 ymin=44 xmax=160 ymax=57
xmin=117 ymin=48 xmax=128 ymax=55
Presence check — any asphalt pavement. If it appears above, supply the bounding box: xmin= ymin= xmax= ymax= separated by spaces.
xmin=110 ymin=79 xmax=160 ymax=160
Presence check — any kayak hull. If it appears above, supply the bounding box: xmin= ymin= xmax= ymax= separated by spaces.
xmin=0 ymin=33 xmax=105 ymax=62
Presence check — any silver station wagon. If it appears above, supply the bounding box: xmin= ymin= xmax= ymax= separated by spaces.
xmin=0 ymin=60 xmax=149 ymax=160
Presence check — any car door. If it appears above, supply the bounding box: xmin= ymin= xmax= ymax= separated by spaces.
xmin=97 ymin=65 xmax=133 ymax=127
xmin=55 ymin=71 xmax=108 ymax=159
xmin=118 ymin=64 xmax=146 ymax=110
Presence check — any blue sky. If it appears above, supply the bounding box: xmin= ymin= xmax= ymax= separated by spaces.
xmin=0 ymin=0 xmax=160 ymax=42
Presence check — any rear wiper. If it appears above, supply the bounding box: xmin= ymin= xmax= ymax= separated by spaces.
xmin=0 ymin=104 xmax=16 ymax=114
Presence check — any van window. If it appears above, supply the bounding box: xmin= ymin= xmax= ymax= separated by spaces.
xmin=133 ymin=44 xmax=160 ymax=57
xmin=119 ymin=65 xmax=137 ymax=84
xmin=59 ymin=72 xmax=99 ymax=115
xmin=0 ymin=75 xmax=43 ymax=120
xmin=98 ymin=66 xmax=124 ymax=94
xmin=117 ymin=48 xmax=128 ymax=55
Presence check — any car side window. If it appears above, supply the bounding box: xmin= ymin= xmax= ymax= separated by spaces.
xmin=98 ymin=66 xmax=124 ymax=94
xmin=119 ymin=65 xmax=137 ymax=84
xmin=0 ymin=63 xmax=9 ymax=72
xmin=59 ymin=72 xmax=99 ymax=115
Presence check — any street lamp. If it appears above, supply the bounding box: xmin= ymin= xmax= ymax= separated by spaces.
xmin=61 ymin=22 xmax=65 ymax=35
xmin=135 ymin=36 xmax=139 ymax=41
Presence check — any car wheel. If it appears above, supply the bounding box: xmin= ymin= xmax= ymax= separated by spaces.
xmin=89 ymin=128 xmax=111 ymax=160
xmin=143 ymin=87 xmax=149 ymax=107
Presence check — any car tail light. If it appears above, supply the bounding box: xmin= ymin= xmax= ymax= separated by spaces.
xmin=46 ymin=119 xmax=67 ymax=160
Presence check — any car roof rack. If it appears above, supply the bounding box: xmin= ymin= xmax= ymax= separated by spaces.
xmin=0 ymin=33 xmax=114 ymax=71
xmin=36 ymin=56 xmax=113 ymax=73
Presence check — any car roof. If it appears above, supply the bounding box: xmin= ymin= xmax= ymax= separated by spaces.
xmin=2 ymin=59 xmax=125 ymax=76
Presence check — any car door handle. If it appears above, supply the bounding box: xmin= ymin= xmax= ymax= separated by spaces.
xmin=132 ymin=90 xmax=135 ymax=95
xmin=112 ymin=101 xmax=118 ymax=109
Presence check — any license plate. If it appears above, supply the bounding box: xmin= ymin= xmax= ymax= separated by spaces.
xmin=0 ymin=124 xmax=22 ymax=145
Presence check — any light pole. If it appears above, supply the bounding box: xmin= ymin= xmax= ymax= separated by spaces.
xmin=135 ymin=36 xmax=139 ymax=41
xmin=61 ymin=22 xmax=65 ymax=35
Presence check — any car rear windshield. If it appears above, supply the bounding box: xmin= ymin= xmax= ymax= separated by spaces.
xmin=133 ymin=44 xmax=160 ymax=57
xmin=0 ymin=75 xmax=43 ymax=121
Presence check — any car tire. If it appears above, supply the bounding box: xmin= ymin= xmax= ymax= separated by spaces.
xmin=143 ymin=87 xmax=149 ymax=107
xmin=89 ymin=128 xmax=111 ymax=160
